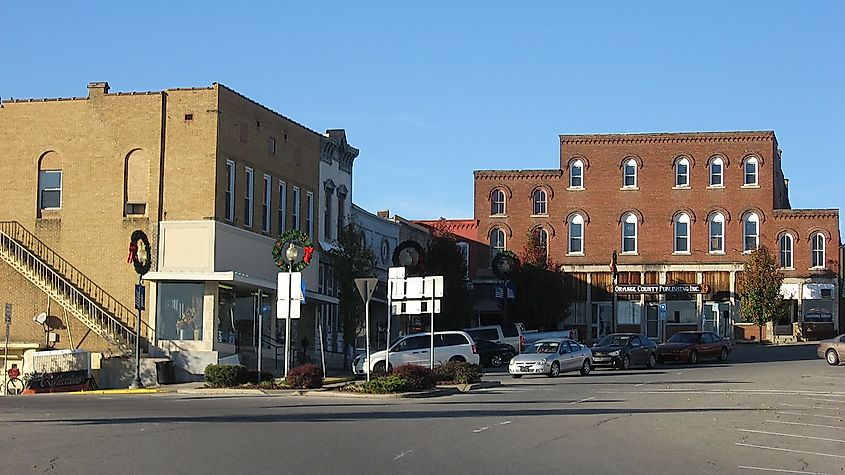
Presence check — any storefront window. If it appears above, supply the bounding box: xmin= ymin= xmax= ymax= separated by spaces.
xmin=665 ymin=301 xmax=697 ymax=324
xmin=157 ymin=282 xmax=204 ymax=340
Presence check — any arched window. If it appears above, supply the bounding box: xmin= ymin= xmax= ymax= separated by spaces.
xmin=622 ymin=213 xmax=638 ymax=253
xmin=125 ymin=149 xmax=150 ymax=216
xmin=674 ymin=213 xmax=690 ymax=253
xmin=38 ymin=151 xmax=63 ymax=215
xmin=568 ymin=214 xmax=584 ymax=254
xmin=532 ymin=189 xmax=548 ymax=215
xmin=743 ymin=156 xmax=758 ymax=186
xmin=709 ymin=213 xmax=725 ymax=253
xmin=779 ymin=234 xmax=793 ymax=269
xmin=811 ymin=233 xmax=825 ymax=268
xmin=623 ymin=159 xmax=637 ymax=188
xmin=490 ymin=228 xmax=506 ymax=259
xmin=534 ymin=227 xmax=549 ymax=262
xmin=743 ymin=212 xmax=759 ymax=252
xmin=675 ymin=158 xmax=690 ymax=187
xmin=570 ymin=160 xmax=583 ymax=188
xmin=491 ymin=189 xmax=505 ymax=215
xmin=709 ymin=157 xmax=724 ymax=187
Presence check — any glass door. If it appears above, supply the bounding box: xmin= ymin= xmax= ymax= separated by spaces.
xmin=591 ymin=304 xmax=612 ymax=342
xmin=645 ymin=304 xmax=659 ymax=339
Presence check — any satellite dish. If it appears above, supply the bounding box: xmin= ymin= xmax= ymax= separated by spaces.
xmin=33 ymin=312 xmax=48 ymax=325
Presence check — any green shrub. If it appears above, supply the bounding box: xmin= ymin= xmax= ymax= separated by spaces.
xmin=392 ymin=364 xmax=436 ymax=390
xmin=358 ymin=375 xmax=410 ymax=394
xmin=433 ymin=361 xmax=482 ymax=384
xmin=286 ymin=364 xmax=323 ymax=389
xmin=205 ymin=364 xmax=248 ymax=388
xmin=258 ymin=380 xmax=274 ymax=390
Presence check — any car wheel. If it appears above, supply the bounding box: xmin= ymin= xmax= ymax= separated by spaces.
xmin=491 ymin=354 xmax=504 ymax=367
xmin=620 ymin=356 xmax=631 ymax=370
xmin=718 ymin=347 xmax=729 ymax=362
xmin=826 ymin=349 xmax=840 ymax=366
xmin=549 ymin=361 xmax=560 ymax=377
xmin=579 ymin=359 xmax=592 ymax=376
xmin=688 ymin=350 xmax=699 ymax=365
xmin=372 ymin=361 xmax=393 ymax=375
xmin=512 ymin=374 xmax=523 ymax=379
xmin=646 ymin=353 xmax=656 ymax=369
xmin=449 ymin=355 xmax=466 ymax=363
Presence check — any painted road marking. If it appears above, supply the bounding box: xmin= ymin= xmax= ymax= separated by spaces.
xmin=575 ymin=396 xmax=596 ymax=403
xmin=499 ymin=420 xmax=511 ymax=425
xmin=776 ymin=411 xmax=844 ymax=420
xmin=738 ymin=428 xmax=845 ymax=443
xmin=764 ymin=420 xmax=843 ymax=430
xmin=805 ymin=397 xmax=844 ymax=403
xmin=473 ymin=426 xmax=490 ymax=433
xmin=735 ymin=442 xmax=845 ymax=459
xmin=780 ymin=403 xmax=843 ymax=410
xmin=393 ymin=450 xmax=413 ymax=461
xmin=738 ymin=466 xmax=833 ymax=474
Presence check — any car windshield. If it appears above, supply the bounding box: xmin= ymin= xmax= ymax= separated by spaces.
xmin=528 ymin=342 xmax=560 ymax=353
xmin=597 ymin=335 xmax=631 ymax=347
xmin=668 ymin=333 xmax=700 ymax=343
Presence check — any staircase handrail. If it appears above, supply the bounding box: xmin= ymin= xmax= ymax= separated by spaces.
xmin=0 ymin=221 xmax=153 ymax=348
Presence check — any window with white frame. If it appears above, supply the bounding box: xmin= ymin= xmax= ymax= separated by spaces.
xmin=38 ymin=170 xmax=62 ymax=211
xmin=534 ymin=227 xmax=549 ymax=261
xmin=490 ymin=228 xmax=505 ymax=259
xmin=709 ymin=213 xmax=725 ymax=253
xmin=244 ymin=167 xmax=254 ymax=228
xmin=622 ymin=213 xmax=637 ymax=253
xmin=709 ymin=157 xmax=724 ymax=187
xmin=779 ymin=234 xmax=793 ymax=268
xmin=491 ymin=189 xmax=505 ymax=215
xmin=277 ymin=180 xmax=287 ymax=235
xmin=324 ymin=192 xmax=332 ymax=240
xmin=292 ymin=186 xmax=301 ymax=231
xmin=675 ymin=158 xmax=689 ymax=187
xmin=674 ymin=213 xmax=690 ymax=253
xmin=811 ymin=233 xmax=825 ymax=268
xmin=743 ymin=156 xmax=758 ymax=186
xmin=262 ymin=175 xmax=272 ymax=233
xmin=568 ymin=214 xmax=584 ymax=254
xmin=306 ymin=191 xmax=314 ymax=239
xmin=570 ymin=160 xmax=583 ymax=188
xmin=743 ymin=212 xmax=759 ymax=252
xmin=532 ymin=189 xmax=547 ymax=215
xmin=225 ymin=160 xmax=235 ymax=222
xmin=623 ymin=159 xmax=637 ymax=188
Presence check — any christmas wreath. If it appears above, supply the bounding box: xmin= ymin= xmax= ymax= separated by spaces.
xmin=272 ymin=229 xmax=315 ymax=272
xmin=491 ymin=250 xmax=520 ymax=280
xmin=128 ymin=229 xmax=152 ymax=275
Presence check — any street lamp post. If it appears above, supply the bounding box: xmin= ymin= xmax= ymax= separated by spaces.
xmin=129 ymin=274 xmax=144 ymax=389
xmin=284 ymin=243 xmax=298 ymax=379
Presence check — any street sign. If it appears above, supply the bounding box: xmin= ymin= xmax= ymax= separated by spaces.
xmin=658 ymin=303 xmax=667 ymax=321
xmin=134 ymin=284 xmax=145 ymax=311
xmin=277 ymin=272 xmax=303 ymax=319
xmin=4 ymin=303 xmax=11 ymax=325
xmin=354 ymin=278 xmax=378 ymax=302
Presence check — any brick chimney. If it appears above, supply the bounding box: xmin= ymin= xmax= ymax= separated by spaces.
xmin=87 ymin=81 xmax=110 ymax=96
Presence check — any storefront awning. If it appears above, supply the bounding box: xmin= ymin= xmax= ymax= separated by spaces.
xmin=143 ymin=271 xmax=275 ymax=291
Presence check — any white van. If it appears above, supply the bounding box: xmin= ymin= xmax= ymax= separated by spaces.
xmin=463 ymin=323 xmax=525 ymax=353
xmin=353 ymin=331 xmax=479 ymax=375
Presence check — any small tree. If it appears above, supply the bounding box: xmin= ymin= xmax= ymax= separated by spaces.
xmin=508 ymin=230 xmax=571 ymax=330
xmin=736 ymin=245 xmax=784 ymax=342
xmin=425 ymin=221 xmax=474 ymax=330
xmin=329 ymin=222 xmax=377 ymax=365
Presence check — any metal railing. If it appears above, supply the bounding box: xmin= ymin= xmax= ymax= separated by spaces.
xmin=0 ymin=221 xmax=152 ymax=354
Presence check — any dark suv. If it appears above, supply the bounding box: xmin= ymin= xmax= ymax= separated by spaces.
xmin=590 ymin=333 xmax=657 ymax=370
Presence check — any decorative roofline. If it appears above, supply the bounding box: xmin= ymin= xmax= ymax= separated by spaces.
xmin=474 ymin=169 xmax=563 ymax=180
xmin=560 ymin=130 xmax=775 ymax=145
xmin=773 ymin=208 xmax=839 ymax=220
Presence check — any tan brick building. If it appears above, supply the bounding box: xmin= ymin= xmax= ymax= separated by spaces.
xmin=474 ymin=131 xmax=840 ymax=343
xmin=0 ymin=81 xmax=356 ymax=378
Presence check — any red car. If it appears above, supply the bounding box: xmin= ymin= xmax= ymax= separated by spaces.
xmin=657 ymin=331 xmax=731 ymax=364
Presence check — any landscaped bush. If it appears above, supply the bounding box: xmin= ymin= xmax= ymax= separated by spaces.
xmin=392 ymin=364 xmax=436 ymax=391
xmin=205 ymin=364 xmax=248 ymax=388
xmin=285 ymin=363 xmax=323 ymax=389
xmin=247 ymin=370 xmax=274 ymax=384
xmin=357 ymin=375 xmax=410 ymax=394
xmin=433 ymin=361 xmax=482 ymax=384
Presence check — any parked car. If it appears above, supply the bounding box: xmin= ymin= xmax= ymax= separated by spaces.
xmin=464 ymin=323 xmax=525 ymax=353
xmin=657 ymin=331 xmax=732 ymax=364
xmin=590 ymin=333 xmax=657 ymax=370
xmin=817 ymin=333 xmax=845 ymax=366
xmin=508 ymin=338 xmax=592 ymax=378
xmin=475 ymin=339 xmax=517 ymax=367
xmin=352 ymin=331 xmax=479 ymax=375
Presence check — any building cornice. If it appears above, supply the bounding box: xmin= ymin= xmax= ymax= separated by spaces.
xmin=474 ymin=169 xmax=563 ymax=180
xmin=560 ymin=131 xmax=775 ymax=145
xmin=773 ymin=208 xmax=839 ymax=220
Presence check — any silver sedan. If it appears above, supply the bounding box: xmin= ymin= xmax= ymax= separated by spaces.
xmin=508 ymin=338 xmax=593 ymax=378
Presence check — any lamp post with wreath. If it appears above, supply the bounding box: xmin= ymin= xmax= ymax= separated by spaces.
xmin=272 ymin=229 xmax=314 ymax=378
xmin=491 ymin=250 xmax=520 ymax=324
xmin=127 ymin=230 xmax=152 ymax=389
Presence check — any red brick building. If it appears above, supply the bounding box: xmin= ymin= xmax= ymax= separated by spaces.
xmin=474 ymin=131 xmax=840 ymax=343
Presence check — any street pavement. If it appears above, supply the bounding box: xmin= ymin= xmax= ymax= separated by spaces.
xmin=1 ymin=343 xmax=842 ymax=475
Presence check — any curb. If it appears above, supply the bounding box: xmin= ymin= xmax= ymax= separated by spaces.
xmin=62 ymin=388 xmax=169 ymax=395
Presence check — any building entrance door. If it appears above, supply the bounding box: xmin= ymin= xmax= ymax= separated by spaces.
xmin=591 ymin=304 xmax=612 ymax=342
xmin=645 ymin=304 xmax=659 ymax=340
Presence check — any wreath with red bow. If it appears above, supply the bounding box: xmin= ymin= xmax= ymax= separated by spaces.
xmin=272 ymin=229 xmax=315 ymax=272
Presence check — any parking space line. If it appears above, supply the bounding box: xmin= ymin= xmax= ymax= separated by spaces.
xmin=776 ymin=411 xmax=843 ymax=420
xmin=737 ymin=466 xmax=833 ymax=474
xmin=473 ymin=426 xmax=490 ymax=433
xmin=735 ymin=442 xmax=845 ymax=459
xmin=738 ymin=428 xmax=845 ymax=443
xmin=575 ymin=396 xmax=596 ymax=403
xmin=765 ymin=420 xmax=843 ymax=431
xmin=393 ymin=450 xmax=413 ymax=460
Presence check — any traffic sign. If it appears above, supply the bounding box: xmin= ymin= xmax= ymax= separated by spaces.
xmin=4 ymin=303 xmax=11 ymax=325
xmin=355 ymin=278 xmax=378 ymax=302
xmin=134 ymin=284 xmax=145 ymax=311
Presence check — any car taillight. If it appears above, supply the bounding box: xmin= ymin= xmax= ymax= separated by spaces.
xmin=519 ymin=335 xmax=525 ymax=351
xmin=472 ymin=344 xmax=477 ymax=354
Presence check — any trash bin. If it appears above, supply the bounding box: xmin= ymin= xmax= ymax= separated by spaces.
xmin=155 ymin=360 xmax=175 ymax=385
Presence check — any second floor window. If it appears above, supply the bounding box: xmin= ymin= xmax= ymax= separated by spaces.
xmin=743 ymin=212 xmax=759 ymax=252
xmin=244 ymin=167 xmax=254 ymax=228
xmin=278 ymin=181 xmax=287 ymax=234
xmin=292 ymin=187 xmax=301 ymax=231
xmin=491 ymin=189 xmax=505 ymax=215
xmin=623 ymin=159 xmax=637 ymax=188
xmin=225 ymin=160 xmax=235 ymax=222
xmin=710 ymin=157 xmax=724 ymax=187
xmin=709 ymin=213 xmax=725 ymax=253
xmin=622 ymin=213 xmax=637 ymax=253
xmin=38 ymin=170 xmax=62 ymax=210
xmin=532 ymin=189 xmax=547 ymax=215
xmin=324 ymin=193 xmax=332 ymax=239
xmin=744 ymin=156 xmax=758 ymax=186
xmin=570 ymin=160 xmax=583 ymax=188
xmin=262 ymin=175 xmax=272 ymax=233
xmin=779 ymin=234 xmax=793 ymax=268
xmin=568 ymin=214 xmax=584 ymax=254
xmin=811 ymin=233 xmax=825 ymax=268
xmin=490 ymin=228 xmax=505 ymax=259
xmin=674 ymin=213 xmax=690 ymax=253
xmin=306 ymin=191 xmax=314 ymax=239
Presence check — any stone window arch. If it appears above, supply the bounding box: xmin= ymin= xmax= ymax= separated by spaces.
xmin=124 ymin=149 xmax=150 ymax=216
xmin=37 ymin=151 xmax=63 ymax=216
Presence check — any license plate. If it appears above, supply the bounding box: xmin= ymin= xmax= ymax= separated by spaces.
xmin=594 ymin=357 xmax=609 ymax=362
xmin=520 ymin=367 xmax=531 ymax=372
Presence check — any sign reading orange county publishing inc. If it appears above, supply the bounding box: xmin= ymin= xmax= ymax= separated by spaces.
xmin=607 ymin=284 xmax=711 ymax=294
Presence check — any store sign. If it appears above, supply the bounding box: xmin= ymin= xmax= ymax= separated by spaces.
xmin=610 ymin=284 xmax=710 ymax=294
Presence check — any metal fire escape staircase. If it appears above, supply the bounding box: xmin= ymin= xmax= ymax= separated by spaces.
xmin=0 ymin=221 xmax=151 ymax=356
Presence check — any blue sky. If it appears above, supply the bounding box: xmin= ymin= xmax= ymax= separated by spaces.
xmin=2 ymin=1 xmax=843 ymax=232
